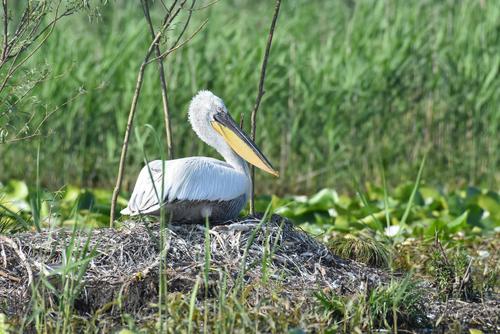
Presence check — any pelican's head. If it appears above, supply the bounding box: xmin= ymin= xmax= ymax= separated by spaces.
xmin=188 ymin=90 xmax=279 ymax=177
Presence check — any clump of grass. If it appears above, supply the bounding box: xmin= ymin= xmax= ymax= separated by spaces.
xmin=114 ymin=277 xmax=320 ymax=333
xmin=328 ymin=230 xmax=391 ymax=268
xmin=315 ymin=277 xmax=426 ymax=332
xmin=368 ymin=278 xmax=426 ymax=329
xmin=389 ymin=229 xmax=499 ymax=298
xmin=429 ymin=245 xmax=476 ymax=301
xmin=22 ymin=227 xmax=96 ymax=333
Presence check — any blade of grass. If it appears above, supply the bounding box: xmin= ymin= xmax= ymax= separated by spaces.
xmin=352 ymin=175 xmax=384 ymax=232
xmin=188 ymin=278 xmax=200 ymax=334
xmin=400 ymin=155 xmax=427 ymax=227
xmin=381 ymin=163 xmax=391 ymax=229
xmin=203 ymin=216 xmax=211 ymax=334
xmin=134 ymin=124 xmax=170 ymax=330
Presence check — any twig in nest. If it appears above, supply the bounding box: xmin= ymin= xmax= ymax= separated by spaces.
xmin=1 ymin=242 xmax=6 ymax=267
xmin=0 ymin=235 xmax=33 ymax=286
xmin=0 ymin=269 xmax=21 ymax=282
xmin=249 ymin=0 xmax=282 ymax=214
xmin=458 ymin=257 xmax=473 ymax=297
xmin=434 ymin=231 xmax=451 ymax=267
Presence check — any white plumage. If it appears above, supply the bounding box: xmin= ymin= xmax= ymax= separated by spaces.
xmin=120 ymin=157 xmax=250 ymax=216
xmin=121 ymin=91 xmax=277 ymax=222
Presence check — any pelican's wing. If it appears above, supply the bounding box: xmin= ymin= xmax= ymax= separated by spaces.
xmin=121 ymin=158 xmax=249 ymax=216
xmin=120 ymin=160 xmax=168 ymax=215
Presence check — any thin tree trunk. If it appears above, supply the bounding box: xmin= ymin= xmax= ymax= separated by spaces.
xmin=109 ymin=28 xmax=165 ymax=226
xmin=109 ymin=62 xmax=148 ymax=226
xmin=249 ymin=0 xmax=282 ymax=215
xmin=110 ymin=1 xmax=201 ymax=226
xmin=142 ymin=0 xmax=174 ymax=160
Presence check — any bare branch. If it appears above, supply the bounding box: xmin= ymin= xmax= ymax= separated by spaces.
xmin=192 ymin=0 xmax=220 ymax=11
xmin=147 ymin=18 xmax=207 ymax=64
xmin=171 ymin=0 xmax=196 ymax=48
xmin=249 ymin=0 xmax=282 ymax=215
xmin=159 ymin=0 xmax=169 ymax=12
xmin=1 ymin=0 xmax=7 ymax=61
xmin=0 ymin=0 xmax=63 ymax=93
xmin=6 ymin=88 xmax=86 ymax=143
xmin=110 ymin=62 xmax=149 ymax=226
xmin=163 ymin=0 xmax=184 ymax=26
xmin=110 ymin=1 xmax=198 ymax=226
xmin=142 ymin=0 xmax=175 ymax=160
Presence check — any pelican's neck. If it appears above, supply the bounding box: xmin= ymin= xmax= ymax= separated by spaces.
xmin=216 ymin=142 xmax=250 ymax=177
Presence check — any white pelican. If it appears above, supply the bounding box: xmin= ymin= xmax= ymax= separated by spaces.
xmin=121 ymin=90 xmax=279 ymax=222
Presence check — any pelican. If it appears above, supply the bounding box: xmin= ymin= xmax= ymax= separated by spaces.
xmin=120 ymin=90 xmax=279 ymax=222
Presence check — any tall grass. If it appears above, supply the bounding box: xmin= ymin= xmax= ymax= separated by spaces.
xmin=315 ymin=276 xmax=425 ymax=332
xmin=23 ymin=227 xmax=95 ymax=333
xmin=0 ymin=0 xmax=499 ymax=194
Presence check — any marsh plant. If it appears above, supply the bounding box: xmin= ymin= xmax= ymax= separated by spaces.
xmin=315 ymin=277 xmax=426 ymax=332
xmin=1 ymin=0 xmax=498 ymax=192
xmin=22 ymin=228 xmax=95 ymax=333
xmin=328 ymin=231 xmax=391 ymax=268
xmin=429 ymin=244 xmax=476 ymax=301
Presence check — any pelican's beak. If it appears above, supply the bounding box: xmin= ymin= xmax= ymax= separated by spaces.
xmin=211 ymin=112 xmax=279 ymax=177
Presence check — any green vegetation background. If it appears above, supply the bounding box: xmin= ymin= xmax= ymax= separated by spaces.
xmin=1 ymin=0 xmax=499 ymax=195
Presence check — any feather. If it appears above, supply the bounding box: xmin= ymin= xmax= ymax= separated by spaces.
xmin=121 ymin=157 xmax=250 ymax=216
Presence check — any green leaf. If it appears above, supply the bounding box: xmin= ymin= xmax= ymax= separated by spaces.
xmin=1 ymin=180 xmax=29 ymax=201
xmin=308 ymin=188 xmax=338 ymax=208
xmin=448 ymin=211 xmax=468 ymax=229
xmin=469 ymin=329 xmax=484 ymax=334
xmin=477 ymin=193 xmax=500 ymax=222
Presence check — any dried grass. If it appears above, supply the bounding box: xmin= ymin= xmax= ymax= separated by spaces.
xmin=0 ymin=214 xmax=498 ymax=332
xmin=0 ymin=215 xmax=387 ymax=316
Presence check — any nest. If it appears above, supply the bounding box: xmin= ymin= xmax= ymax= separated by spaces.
xmin=0 ymin=214 xmax=498 ymax=332
xmin=0 ymin=215 xmax=385 ymax=314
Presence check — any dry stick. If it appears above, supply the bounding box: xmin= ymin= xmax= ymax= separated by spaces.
xmin=0 ymin=269 xmax=21 ymax=282
xmin=109 ymin=61 xmax=150 ymax=227
xmin=171 ymin=0 xmax=196 ymax=50
xmin=1 ymin=0 xmax=8 ymax=61
xmin=149 ymin=19 xmax=207 ymax=63
xmin=0 ymin=236 xmax=33 ymax=287
xmin=142 ymin=0 xmax=174 ymax=160
xmin=458 ymin=258 xmax=473 ymax=297
xmin=110 ymin=2 xmax=199 ymax=226
xmin=110 ymin=29 xmax=166 ymax=227
xmin=249 ymin=0 xmax=282 ymax=215
xmin=434 ymin=231 xmax=451 ymax=267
